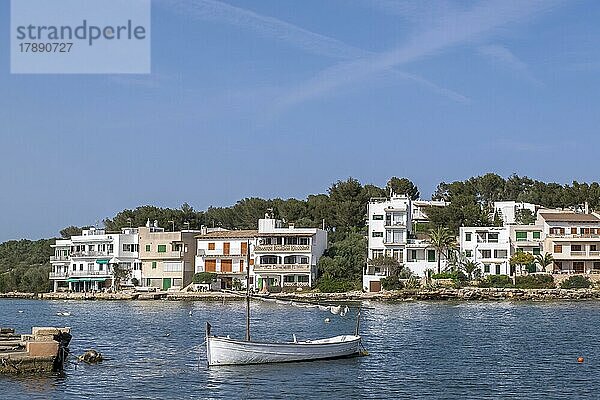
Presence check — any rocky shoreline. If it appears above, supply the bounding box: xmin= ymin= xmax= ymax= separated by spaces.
xmin=2 ymin=288 xmax=600 ymax=302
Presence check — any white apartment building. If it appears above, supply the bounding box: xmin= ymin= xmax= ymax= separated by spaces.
xmin=50 ymin=227 xmax=141 ymax=292
xmin=538 ymin=212 xmax=600 ymax=273
xmin=195 ymin=230 xmax=257 ymax=290
xmin=459 ymin=227 xmax=511 ymax=276
xmin=412 ymin=200 xmax=448 ymax=223
xmin=364 ymin=196 xmax=445 ymax=291
xmin=494 ymin=201 xmax=537 ymax=225
xmin=252 ymin=217 xmax=327 ymax=291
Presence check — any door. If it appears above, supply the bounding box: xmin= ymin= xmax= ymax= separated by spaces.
xmin=370 ymin=280 xmax=381 ymax=292
xmin=162 ymin=278 xmax=172 ymax=291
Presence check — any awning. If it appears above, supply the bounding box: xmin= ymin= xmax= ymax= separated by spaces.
xmin=96 ymin=259 xmax=110 ymax=264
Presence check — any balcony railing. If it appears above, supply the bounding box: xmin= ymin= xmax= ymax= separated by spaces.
xmin=254 ymin=245 xmax=310 ymax=252
xmin=50 ymin=255 xmax=70 ymax=262
xmin=143 ymin=250 xmax=184 ymax=259
xmin=570 ymin=251 xmax=586 ymax=256
xmin=70 ymin=251 xmax=112 ymax=258
xmin=70 ymin=270 xmax=112 ymax=277
xmin=253 ymin=263 xmax=311 ymax=272
xmin=49 ymin=272 xmax=68 ymax=279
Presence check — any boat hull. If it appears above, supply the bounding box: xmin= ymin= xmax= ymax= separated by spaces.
xmin=206 ymin=335 xmax=361 ymax=366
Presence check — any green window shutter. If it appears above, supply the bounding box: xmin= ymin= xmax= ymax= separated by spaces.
xmin=533 ymin=247 xmax=541 ymax=255
xmin=152 ymin=261 xmax=157 ymax=269
xmin=516 ymin=231 xmax=527 ymax=241
xmin=427 ymin=250 xmax=436 ymax=262
xmin=145 ymin=244 xmax=151 ymax=252
xmin=533 ymin=231 xmax=541 ymax=239
xmin=484 ymin=264 xmax=490 ymax=273
xmin=158 ymin=245 xmax=167 ymax=253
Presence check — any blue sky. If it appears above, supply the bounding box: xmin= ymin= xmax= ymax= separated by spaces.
xmin=1 ymin=0 xmax=600 ymax=241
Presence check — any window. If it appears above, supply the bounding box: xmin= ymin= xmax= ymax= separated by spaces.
xmin=284 ymin=275 xmax=295 ymax=283
xmin=495 ymin=265 xmax=501 ymax=274
xmin=571 ymin=228 xmax=578 ymax=235
xmin=241 ymin=242 xmax=247 ymax=255
xmin=372 ymin=231 xmax=383 ymax=237
xmin=152 ymin=261 xmax=157 ymax=269
xmin=465 ymin=233 xmax=472 ymax=241
xmin=164 ymin=262 xmax=183 ymax=272
xmin=533 ymin=247 xmax=541 ymax=255
xmin=208 ymin=242 xmax=215 ymax=250
xmin=284 ymin=255 xmax=297 ymax=264
xmin=465 ymin=250 xmax=472 ymax=258
xmin=533 ymin=231 xmax=541 ymax=239
xmin=298 ymin=237 xmax=309 ymax=245
xmin=594 ymin=262 xmax=600 ymax=270
xmin=145 ymin=244 xmax=151 ymax=252
xmin=300 ymin=257 xmax=309 ymax=264
xmin=385 ymin=230 xmax=403 ymax=243
xmin=591 ymin=245 xmax=598 ymax=252
xmin=480 ymin=250 xmax=492 ymax=259
xmin=223 ymin=242 xmax=230 ymax=255
xmin=372 ymin=250 xmax=383 ymax=259
xmin=80 ymin=264 xmax=84 ymax=271
xmin=484 ymin=264 xmax=490 ymax=273
xmin=571 ymin=245 xmax=582 ymax=252
xmin=372 ymin=215 xmax=384 ymax=220
xmin=409 ymin=250 xmax=418 ymax=261
xmin=239 ymin=259 xmax=244 ymax=272
xmin=427 ymin=250 xmax=436 ymax=262
xmin=157 ymin=245 xmax=167 ymax=253
xmin=554 ymin=245 xmax=562 ymax=253
xmin=72 ymin=264 xmax=76 ymax=271
xmin=297 ymin=275 xmax=309 ymax=283
xmin=488 ymin=233 xmax=499 ymax=243
xmin=516 ymin=231 xmax=527 ymax=241
xmin=494 ymin=250 xmax=508 ymax=258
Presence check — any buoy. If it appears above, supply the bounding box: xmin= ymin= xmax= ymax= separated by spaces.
xmin=17 ymin=310 xmax=24 ymax=313
xmin=578 ymin=357 xmax=584 ymax=363
xmin=165 ymin=332 xmax=171 ymax=337
xmin=189 ymin=311 xmax=192 ymax=316
xmin=324 ymin=318 xmax=330 ymax=323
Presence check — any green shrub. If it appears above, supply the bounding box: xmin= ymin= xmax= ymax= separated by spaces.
xmin=193 ymin=272 xmax=217 ymax=284
xmin=479 ymin=274 xmax=512 ymax=288
xmin=431 ymin=272 xmax=459 ymax=280
xmin=316 ymin=277 xmax=359 ymax=293
xmin=515 ymin=274 xmax=555 ymax=289
xmin=561 ymin=275 xmax=591 ymax=289
xmin=381 ymin=276 xmax=404 ymax=290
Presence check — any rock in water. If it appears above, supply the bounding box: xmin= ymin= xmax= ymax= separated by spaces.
xmin=78 ymin=349 xmax=104 ymax=364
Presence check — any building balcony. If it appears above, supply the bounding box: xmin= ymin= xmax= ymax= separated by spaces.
xmin=69 ymin=270 xmax=112 ymax=277
xmin=49 ymin=272 xmax=68 ymax=279
xmin=50 ymin=255 xmax=70 ymax=262
xmin=70 ymin=251 xmax=112 ymax=258
xmin=549 ymin=234 xmax=600 ymax=240
xmin=142 ymin=250 xmax=184 ymax=259
xmin=253 ymin=263 xmax=311 ymax=273
xmin=253 ymin=245 xmax=310 ymax=253
xmin=570 ymin=251 xmax=586 ymax=256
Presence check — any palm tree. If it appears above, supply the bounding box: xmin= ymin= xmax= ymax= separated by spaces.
xmin=461 ymin=259 xmax=481 ymax=281
xmin=427 ymin=226 xmax=456 ymax=274
xmin=535 ymin=252 xmax=554 ymax=273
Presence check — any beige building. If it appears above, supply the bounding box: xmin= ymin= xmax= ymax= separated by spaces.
xmin=139 ymin=223 xmax=199 ymax=290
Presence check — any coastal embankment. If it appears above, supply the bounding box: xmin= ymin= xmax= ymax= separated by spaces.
xmin=3 ymin=288 xmax=600 ymax=301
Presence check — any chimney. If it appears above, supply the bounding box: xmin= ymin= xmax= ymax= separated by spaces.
xmin=585 ymin=202 xmax=590 ymax=214
xmin=146 ymin=218 xmax=151 ymax=228
xmin=201 ymin=225 xmax=207 ymax=235
xmin=288 ymin=223 xmax=295 ymax=229
xmin=153 ymin=220 xmax=158 ymax=228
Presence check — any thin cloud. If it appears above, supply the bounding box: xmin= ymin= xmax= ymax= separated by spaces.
xmin=157 ymin=0 xmax=469 ymax=103
xmin=478 ymin=44 xmax=543 ymax=86
xmin=163 ymin=0 xmax=363 ymax=60
xmin=275 ymin=0 xmax=562 ymax=110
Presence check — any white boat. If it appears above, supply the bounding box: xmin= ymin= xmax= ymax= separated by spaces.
xmin=205 ymin=239 xmax=364 ymax=366
xmin=206 ymin=324 xmax=361 ymax=366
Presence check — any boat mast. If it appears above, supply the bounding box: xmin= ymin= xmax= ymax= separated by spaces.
xmin=245 ymin=238 xmax=251 ymax=341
